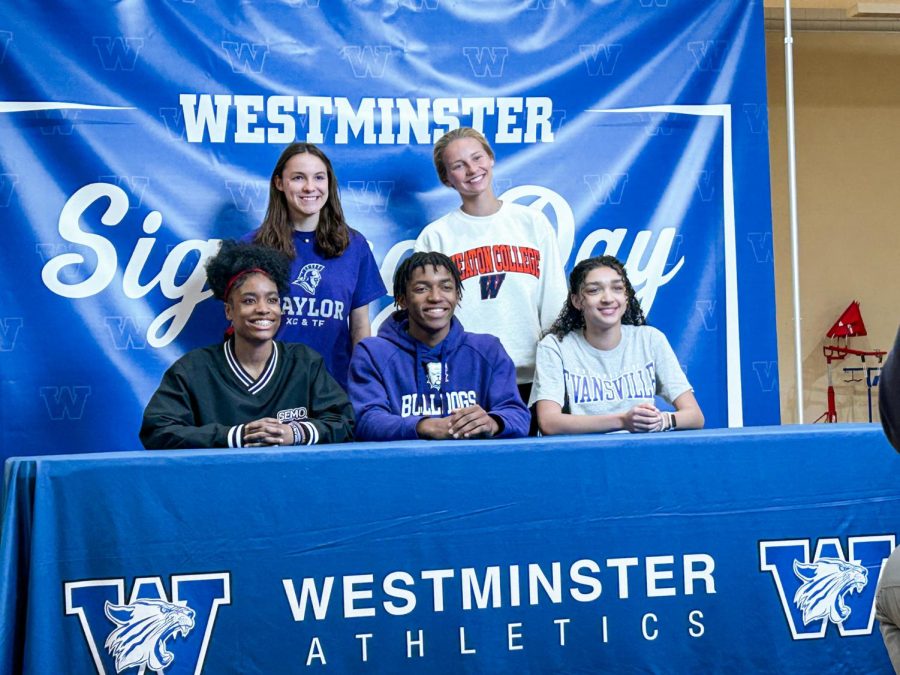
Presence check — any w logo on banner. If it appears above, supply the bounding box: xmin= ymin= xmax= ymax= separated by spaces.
xmin=583 ymin=173 xmax=628 ymax=206
xmin=694 ymin=300 xmax=717 ymax=332
xmin=340 ymin=46 xmax=392 ymax=78
xmin=36 ymin=109 xmax=79 ymax=135
xmin=346 ymin=181 xmax=394 ymax=213
xmin=105 ymin=317 xmax=149 ymax=350
xmin=747 ymin=232 xmax=773 ymax=263
xmin=92 ymin=37 xmax=144 ymax=71
xmin=759 ymin=536 xmax=895 ymax=639
xmin=638 ymin=112 xmax=674 ymax=136
xmin=65 ymin=573 xmax=230 ymax=674
xmin=98 ymin=176 xmax=149 ymax=209
xmin=579 ymin=44 xmax=622 ymax=77
xmin=752 ymin=360 xmax=779 ymax=393
xmin=159 ymin=108 xmax=186 ymax=140
xmin=687 ymin=40 xmax=728 ymax=72
xmin=694 ymin=170 xmax=716 ymax=202
xmin=225 ymin=181 xmax=267 ymax=213
xmin=462 ymin=47 xmax=508 ymax=78
xmin=40 ymin=385 xmax=91 ymax=420
xmin=743 ymin=103 xmax=769 ymax=134
xmin=220 ymin=41 xmax=269 ymax=74
xmin=480 ymin=273 xmax=506 ymax=300
xmin=0 ymin=317 xmax=23 ymax=351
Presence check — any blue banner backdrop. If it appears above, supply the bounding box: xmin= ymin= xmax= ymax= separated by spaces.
xmin=0 ymin=1 xmax=778 ymax=460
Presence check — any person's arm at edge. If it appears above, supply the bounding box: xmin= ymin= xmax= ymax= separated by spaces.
xmin=348 ymin=236 xmax=388 ymax=347
xmin=413 ymin=227 xmax=432 ymax=253
xmin=349 ymin=305 xmax=371 ymax=345
xmin=879 ymin=324 xmax=900 ymax=451
xmin=536 ymin=214 xmax=569 ymax=332
xmin=535 ymin=399 xmax=628 ymax=435
xmin=652 ymin=326 xmax=704 ymax=431
xmin=669 ymin=390 xmax=704 ymax=431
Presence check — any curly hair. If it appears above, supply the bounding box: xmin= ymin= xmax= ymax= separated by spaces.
xmin=205 ymin=240 xmax=291 ymax=302
xmin=433 ymin=127 xmax=495 ymax=188
xmin=393 ymin=251 xmax=463 ymax=307
xmin=547 ymin=255 xmax=645 ymax=340
xmin=253 ymin=143 xmax=350 ymax=259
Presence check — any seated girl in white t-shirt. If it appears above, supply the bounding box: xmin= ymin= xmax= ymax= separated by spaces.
xmin=530 ymin=255 xmax=704 ymax=435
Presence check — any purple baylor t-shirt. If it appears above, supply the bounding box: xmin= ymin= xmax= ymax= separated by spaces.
xmin=246 ymin=228 xmax=386 ymax=389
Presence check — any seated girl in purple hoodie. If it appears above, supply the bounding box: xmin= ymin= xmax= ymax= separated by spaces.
xmin=348 ymin=252 xmax=529 ymax=441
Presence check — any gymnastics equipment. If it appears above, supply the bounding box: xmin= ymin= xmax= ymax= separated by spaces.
xmin=815 ymin=301 xmax=886 ymax=423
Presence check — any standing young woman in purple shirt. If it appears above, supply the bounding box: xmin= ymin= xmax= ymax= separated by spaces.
xmin=248 ymin=143 xmax=386 ymax=389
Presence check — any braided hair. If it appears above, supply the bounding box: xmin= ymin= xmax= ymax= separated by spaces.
xmin=205 ymin=240 xmax=291 ymax=302
xmin=546 ymin=255 xmax=645 ymax=340
xmin=392 ymin=251 xmax=463 ymax=308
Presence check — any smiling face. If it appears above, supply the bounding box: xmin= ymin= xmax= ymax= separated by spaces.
xmin=572 ymin=265 xmax=628 ymax=334
xmin=274 ymin=152 xmax=329 ymax=228
xmin=224 ymin=273 xmax=282 ymax=346
xmin=441 ymin=136 xmax=495 ymax=199
xmin=399 ymin=264 xmax=459 ymax=347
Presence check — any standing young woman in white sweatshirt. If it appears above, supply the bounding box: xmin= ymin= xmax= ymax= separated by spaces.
xmin=415 ymin=127 xmax=567 ymax=408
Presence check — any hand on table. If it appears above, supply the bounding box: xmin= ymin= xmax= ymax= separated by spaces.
xmin=243 ymin=418 xmax=292 ymax=446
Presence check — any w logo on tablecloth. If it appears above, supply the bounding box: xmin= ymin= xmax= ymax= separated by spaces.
xmin=759 ymin=536 xmax=894 ymax=640
xmin=65 ymin=572 xmax=230 ymax=674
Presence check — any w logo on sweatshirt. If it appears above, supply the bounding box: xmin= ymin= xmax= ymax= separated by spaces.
xmin=480 ymin=273 xmax=506 ymax=300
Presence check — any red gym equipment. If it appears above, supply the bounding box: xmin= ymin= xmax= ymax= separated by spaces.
xmin=815 ymin=301 xmax=886 ymax=423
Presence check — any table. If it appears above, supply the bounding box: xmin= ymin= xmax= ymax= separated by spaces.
xmin=2 ymin=425 xmax=898 ymax=673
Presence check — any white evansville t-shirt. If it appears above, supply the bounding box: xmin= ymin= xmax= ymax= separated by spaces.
xmin=529 ymin=325 xmax=692 ymax=415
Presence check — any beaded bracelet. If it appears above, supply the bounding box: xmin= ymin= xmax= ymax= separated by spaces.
xmin=288 ymin=420 xmax=308 ymax=446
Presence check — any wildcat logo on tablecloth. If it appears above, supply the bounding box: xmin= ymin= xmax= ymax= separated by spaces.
xmin=759 ymin=535 xmax=894 ymax=640
xmin=64 ymin=572 xmax=230 ymax=674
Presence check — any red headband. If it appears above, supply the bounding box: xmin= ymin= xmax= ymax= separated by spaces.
xmin=223 ymin=268 xmax=269 ymax=300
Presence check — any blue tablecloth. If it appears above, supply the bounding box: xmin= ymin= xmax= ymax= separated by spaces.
xmin=2 ymin=425 xmax=898 ymax=673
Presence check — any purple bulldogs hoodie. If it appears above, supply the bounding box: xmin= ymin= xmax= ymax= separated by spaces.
xmin=348 ymin=312 xmax=530 ymax=442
